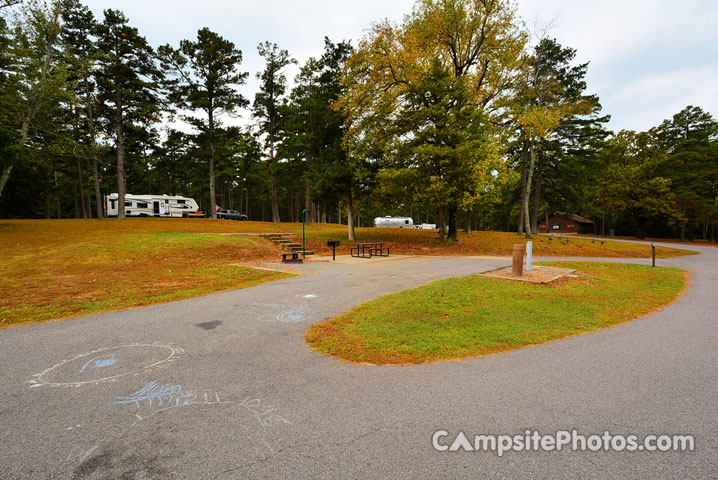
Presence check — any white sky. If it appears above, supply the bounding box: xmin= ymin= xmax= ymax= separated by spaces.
xmin=80 ymin=0 xmax=718 ymax=133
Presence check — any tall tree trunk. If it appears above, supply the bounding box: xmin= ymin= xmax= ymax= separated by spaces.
xmin=523 ymin=140 xmax=537 ymax=238
xmin=466 ymin=210 xmax=473 ymax=236
xmin=74 ymin=183 xmax=80 ymax=218
xmin=679 ymin=199 xmax=687 ymax=241
xmin=268 ymin=132 xmax=279 ymax=222
xmin=545 ymin=211 xmax=549 ymax=234
xmin=447 ymin=205 xmax=458 ymax=241
xmin=54 ymin=170 xmax=61 ymax=219
xmin=346 ymin=194 xmax=355 ymax=241
xmin=245 ymin=187 xmax=250 ymax=219
xmin=220 ymin=179 xmax=225 ymax=210
xmin=289 ymin=194 xmax=294 ymax=223
xmin=0 ymin=88 xmax=40 ymax=199
xmin=116 ymin=91 xmax=126 ymax=220
xmin=76 ymin=156 xmax=87 ymax=218
xmin=337 ymin=202 xmax=342 ymax=225
xmin=71 ymin=106 xmax=87 ymax=219
xmin=0 ymin=165 xmax=13 ymax=200
xmin=44 ymin=169 xmax=51 ymax=219
xmin=86 ymin=78 xmax=103 ymax=220
xmin=518 ymin=136 xmax=529 ymax=235
xmin=531 ymin=151 xmax=544 ymax=233
xmin=304 ymin=178 xmax=311 ymax=224
xmin=0 ymin=117 xmax=31 ymax=200
xmin=269 ymin=172 xmax=279 ymax=222
xmin=92 ymin=156 xmax=103 ymax=220
xmin=86 ymin=193 xmax=92 ymax=218
xmin=438 ymin=206 xmax=446 ymax=243
xmin=208 ymin=108 xmax=217 ymax=220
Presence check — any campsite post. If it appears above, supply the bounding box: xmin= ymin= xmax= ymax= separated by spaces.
xmin=512 ymin=244 xmax=525 ymax=277
xmin=651 ymin=242 xmax=656 ymax=267
xmin=526 ymin=241 xmax=533 ymax=271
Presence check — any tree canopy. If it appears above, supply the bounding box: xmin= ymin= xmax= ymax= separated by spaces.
xmin=0 ymin=0 xmax=715 ymax=243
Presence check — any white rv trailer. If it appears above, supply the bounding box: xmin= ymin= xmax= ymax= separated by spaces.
xmin=414 ymin=223 xmax=437 ymax=230
xmin=105 ymin=193 xmax=200 ymax=218
xmin=373 ymin=216 xmax=414 ymax=228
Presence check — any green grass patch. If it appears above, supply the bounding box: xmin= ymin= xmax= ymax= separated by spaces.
xmin=305 ymin=262 xmax=688 ymax=365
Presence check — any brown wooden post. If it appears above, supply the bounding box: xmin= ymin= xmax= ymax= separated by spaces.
xmin=651 ymin=243 xmax=656 ymax=267
xmin=512 ymin=244 xmax=525 ymax=277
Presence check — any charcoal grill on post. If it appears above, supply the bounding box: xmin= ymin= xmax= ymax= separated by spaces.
xmin=327 ymin=240 xmax=340 ymax=261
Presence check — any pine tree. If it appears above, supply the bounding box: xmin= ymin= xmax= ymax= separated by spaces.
xmin=95 ymin=9 xmax=160 ymax=219
xmin=0 ymin=0 xmax=66 ymax=201
xmin=158 ymin=28 xmax=248 ymax=220
xmin=283 ymin=38 xmax=353 ymax=229
xmin=657 ymin=106 xmax=718 ymax=240
xmin=253 ymin=41 xmax=295 ymax=223
xmin=60 ymin=0 xmax=104 ymax=218
xmin=512 ymin=38 xmax=597 ymax=237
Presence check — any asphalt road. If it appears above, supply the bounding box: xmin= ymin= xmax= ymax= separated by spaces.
xmin=1 ymin=243 xmax=716 ymax=479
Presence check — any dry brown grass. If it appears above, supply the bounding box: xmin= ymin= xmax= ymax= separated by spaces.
xmin=0 ymin=219 xmax=290 ymax=327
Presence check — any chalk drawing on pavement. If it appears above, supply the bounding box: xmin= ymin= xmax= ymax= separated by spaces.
xmin=255 ymin=301 xmax=317 ymax=324
xmin=277 ymin=307 xmax=317 ymax=323
xmin=28 ymin=343 xmax=183 ymax=388
xmin=68 ymin=382 xmax=292 ymax=468
xmin=111 ymin=381 xmax=194 ymax=408
xmin=79 ymin=354 xmax=117 ymax=373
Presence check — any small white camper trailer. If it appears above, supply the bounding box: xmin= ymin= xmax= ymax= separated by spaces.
xmin=105 ymin=194 xmax=200 ymax=218
xmin=414 ymin=223 xmax=437 ymax=230
xmin=373 ymin=216 xmax=414 ymax=228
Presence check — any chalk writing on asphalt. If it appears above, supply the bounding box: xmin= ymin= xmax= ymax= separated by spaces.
xmin=111 ymin=381 xmax=193 ymax=408
xmin=79 ymin=354 xmax=117 ymax=373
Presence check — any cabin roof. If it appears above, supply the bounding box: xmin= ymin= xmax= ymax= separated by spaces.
xmin=551 ymin=212 xmax=594 ymax=224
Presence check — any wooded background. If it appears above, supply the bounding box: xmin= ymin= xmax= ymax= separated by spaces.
xmin=0 ymin=0 xmax=716 ymax=242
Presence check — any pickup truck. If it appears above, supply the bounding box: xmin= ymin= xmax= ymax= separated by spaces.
xmin=217 ymin=209 xmax=248 ymax=221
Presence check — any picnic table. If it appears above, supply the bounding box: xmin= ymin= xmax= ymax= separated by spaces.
xmin=281 ymin=252 xmax=303 ymax=264
xmin=350 ymin=242 xmax=390 ymax=258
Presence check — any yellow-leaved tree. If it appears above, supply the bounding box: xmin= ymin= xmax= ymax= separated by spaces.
xmin=336 ymin=0 xmax=526 ymax=242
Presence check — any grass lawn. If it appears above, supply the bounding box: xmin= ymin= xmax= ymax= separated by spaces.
xmin=574 ymin=233 xmax=718 ymax=248
xmin=0 ymin=219 xmax=292 ymax=327
xmin=0 ymin=219 xmax=694 ymax=327
xmin=305 ymin=262 xmax=688 ymax=365
xmin=298 ymin=228 xmax=696 ymax=258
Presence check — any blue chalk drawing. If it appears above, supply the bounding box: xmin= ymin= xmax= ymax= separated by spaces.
xmin=277 ymin=307 xmax=316 ymax=323
xmin=71 ymin=383 xmax=293 ymax=466
xmin=111 ymin=381 xmax=193 ymax=408
xmin=79 ymin=354 xmax=117 ymax=374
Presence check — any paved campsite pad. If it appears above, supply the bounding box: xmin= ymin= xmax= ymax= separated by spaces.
xmin=308 ymin=254 xmax=421 ymax=265
xmin=480 ymin=265 xmax=577 ymax=284
xmin=0 ymin=244 xmax=716 ymax=479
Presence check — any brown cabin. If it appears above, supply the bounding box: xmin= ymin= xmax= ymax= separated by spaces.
xmin=538 ymin=213 xmax=595 ymax=234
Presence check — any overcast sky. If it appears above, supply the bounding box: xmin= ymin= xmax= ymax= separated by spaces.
xmin=81 ymin=0 xmax=718 ymax=133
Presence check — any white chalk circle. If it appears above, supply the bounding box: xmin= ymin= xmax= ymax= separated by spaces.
xmin=276 ymin=307 xmax=317 ymax=323
xmin=29 ymin=344 xmax=182 ymax=388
